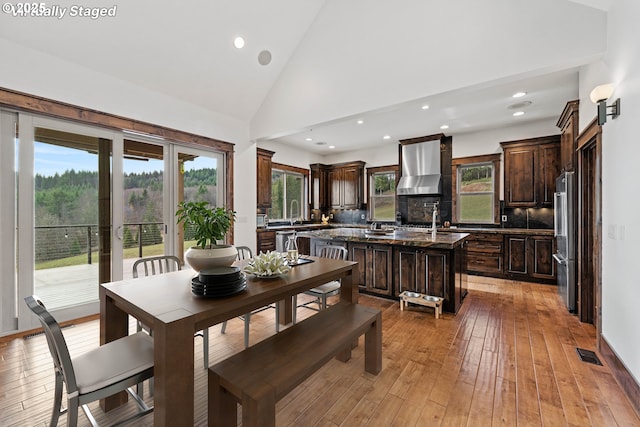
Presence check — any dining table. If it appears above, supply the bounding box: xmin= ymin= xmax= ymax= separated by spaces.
xmin=99 ymin=256 xmax=359 ymax=426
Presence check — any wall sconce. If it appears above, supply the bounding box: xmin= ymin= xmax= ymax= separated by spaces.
xmin=590 ymin=83 xmax=621 ymax=125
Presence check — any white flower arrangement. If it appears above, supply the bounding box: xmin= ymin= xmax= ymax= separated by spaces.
xmin=244 ymin=251 xmax=291 ymax=277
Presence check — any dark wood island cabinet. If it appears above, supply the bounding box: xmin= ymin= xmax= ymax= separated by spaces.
xmin=299 ymin=228 xmax=469 ymax=313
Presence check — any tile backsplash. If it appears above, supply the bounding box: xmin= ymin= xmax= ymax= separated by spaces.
xmin=502 ymin=207 xmax=553 ymax=229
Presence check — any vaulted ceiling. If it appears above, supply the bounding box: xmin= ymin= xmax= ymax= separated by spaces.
xmin=0 ymin=0 xmax=608 ymax=152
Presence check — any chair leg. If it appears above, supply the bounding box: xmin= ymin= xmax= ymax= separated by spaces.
xmin=203 ymin=327 xmax=209 ymax=368
xmin=221 ymin=320 xmax=228 ymax=334
xmin=67 ymin=397 xmax=79 ymax=427
xmin=244 ymin=312 xmax=251 ymax=348
xmin=321 ymin=294 xmax=328 ymax=310
xmin=50 ymin=371 xmax=63 ymax=427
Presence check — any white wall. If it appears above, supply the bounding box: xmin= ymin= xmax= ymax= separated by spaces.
xmin=0 ymin=39 xmax=258 ymax=252
xmin=251 ymin=0 xmax=606 ymax=140
xmin=598 ymin=0 xmax=640 ymax=385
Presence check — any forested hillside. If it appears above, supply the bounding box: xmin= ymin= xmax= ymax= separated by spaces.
xmin=34 ymin=167 xmax=217 ymax=261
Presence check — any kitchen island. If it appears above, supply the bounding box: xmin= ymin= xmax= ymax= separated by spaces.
xmin=298 ymin=228 xmax=469 ymax=313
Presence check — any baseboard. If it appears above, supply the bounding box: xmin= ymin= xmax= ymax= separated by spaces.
xmin=599 ymin=335 xmax=640 ymax=418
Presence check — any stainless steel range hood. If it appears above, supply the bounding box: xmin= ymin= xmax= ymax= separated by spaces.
xmin=397 ymin=140 xmax=442 ymax=195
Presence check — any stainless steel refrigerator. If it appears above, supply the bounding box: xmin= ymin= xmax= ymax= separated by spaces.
xmin=554 ymin=171 xmax=576 ymax=312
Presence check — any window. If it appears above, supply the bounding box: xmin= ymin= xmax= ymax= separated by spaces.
xmin=269 ymin=163 xmax=308 ymax=221
xmin=367 ymin=166 xmax=398 ymax=221
xmin=452 ymin=154 xmax=500 ymax=224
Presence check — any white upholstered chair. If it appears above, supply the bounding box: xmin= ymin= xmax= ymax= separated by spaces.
xmin=132 ymin=255 xmax=210 ymax=369
xmin=24 ymin=295 xmax=154 ymax=427
xmin=220 ymin=246 xmax=280 ymax=348
xmin=293 ymin=245 xmax=348 ymax=323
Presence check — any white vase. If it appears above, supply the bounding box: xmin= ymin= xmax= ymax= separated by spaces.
xmin=185 ymin=245 xmax=238 ymax=271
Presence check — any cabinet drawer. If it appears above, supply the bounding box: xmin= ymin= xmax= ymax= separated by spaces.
xmin=466 ymin=240 xmax=503 ymax=254
xmin=467 ymin=254 xmax=502 ymax=273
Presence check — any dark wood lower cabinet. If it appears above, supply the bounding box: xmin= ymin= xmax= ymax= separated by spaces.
xmin=297 ymin=236 xmax=310 ymax=256
xmin=506 ymin=236 xmax=528 ymax=275
xmin=394 ymin=246 xmax=465 ymax=313
xmin=505 ymin=234 xmax=556 ymax=284
xmin=256 ymin=230 xmax=276 ymax=254
xmin=348 ymin=243 xmax=393 ymax=296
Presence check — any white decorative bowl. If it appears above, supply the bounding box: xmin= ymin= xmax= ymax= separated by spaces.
xmin=185 ymin=245 xmax=238 ymax=272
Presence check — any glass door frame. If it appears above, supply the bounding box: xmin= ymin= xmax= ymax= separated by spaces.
xmin=17 ymin=114 xmax=124 ymax=330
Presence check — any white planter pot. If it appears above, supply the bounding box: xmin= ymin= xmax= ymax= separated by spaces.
xmin=185 ymin=245 xmax=238 ymax=271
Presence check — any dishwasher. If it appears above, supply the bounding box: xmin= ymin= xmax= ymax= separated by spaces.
xmin=275 ymin=230 xmax=296 ymax=253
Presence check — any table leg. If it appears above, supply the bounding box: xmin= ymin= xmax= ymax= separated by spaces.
xmin=99 ymin=288 xmax=128 ymax=412
xmin=153 ymin=317 xmax=194 ymax=426
xmin=277 ymin=297 xmax=293 ymax=326
xmin=340 ymin=263 xmax=359 ymax=304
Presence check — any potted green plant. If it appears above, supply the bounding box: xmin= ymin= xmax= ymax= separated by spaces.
xmin=176 ymin=201 xmax=237 ymax=271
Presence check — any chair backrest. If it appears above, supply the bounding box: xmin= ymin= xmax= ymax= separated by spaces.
xmin=318 ymin=245 xmax=348 ymax=260
xmin=24 ymin=296 xmax=79 ymax=394
xmin=236 ymin=246 xmax=253 ymax=260
xmin=132 ymin=255 xmax=181 ymax=278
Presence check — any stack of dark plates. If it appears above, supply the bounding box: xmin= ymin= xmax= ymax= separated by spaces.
xmin=191 ymin=266 xmax=247 ymax=298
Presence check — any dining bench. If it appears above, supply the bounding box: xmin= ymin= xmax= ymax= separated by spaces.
xmin=207 ymin=301 xmax=382 ymax=427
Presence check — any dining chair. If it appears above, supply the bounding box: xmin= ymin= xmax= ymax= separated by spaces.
xmin=132 ymin=255 xmax=210 ymax=369
xmin=220 ymin=246 xmax=280 ymax=348
xmin=293 ymin=245 xmax=348 ymax=323
xmin=24 ymin=295 xmax=154 ymax=427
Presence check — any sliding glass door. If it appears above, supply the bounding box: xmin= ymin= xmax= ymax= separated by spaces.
xmin=0 ymin=112 xmax=228 ymax=334
xmin=20 ymin=117 xmax=121 ymax=322
xmin=173 ymin=145 xmax=226 ymax=261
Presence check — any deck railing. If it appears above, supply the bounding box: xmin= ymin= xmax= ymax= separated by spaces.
xmin=35 ymin=222 xmax=164 ymax=264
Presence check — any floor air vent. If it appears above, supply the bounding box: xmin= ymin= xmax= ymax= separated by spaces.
xmin=576 ymin=348 xmax=603 ymax=366
xmin=23 ymin=324 xmax=74 ymax=340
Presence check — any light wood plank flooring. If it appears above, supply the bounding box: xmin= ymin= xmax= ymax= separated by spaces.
xmin=2 ymin=277 xmax=639 ymax=426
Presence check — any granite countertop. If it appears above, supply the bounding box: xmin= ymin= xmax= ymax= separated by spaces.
xmin=297 ymin=227 xmax=469 ymax=250
xmin=258 ymin=223 xmax=331 ymax=232
xmin=442 ymin=227 xmax=554 ymax=236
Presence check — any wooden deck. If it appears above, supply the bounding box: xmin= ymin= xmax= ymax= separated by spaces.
xmin=2 ymin=276 xmax=639 ymax=426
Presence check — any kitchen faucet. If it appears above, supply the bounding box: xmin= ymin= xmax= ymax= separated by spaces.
xmin=289 ymin=199 xmax=300 ymax=225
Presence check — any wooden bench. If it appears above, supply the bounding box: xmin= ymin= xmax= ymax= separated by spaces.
xmin=208 ymin=301 xmax=382 ymax=427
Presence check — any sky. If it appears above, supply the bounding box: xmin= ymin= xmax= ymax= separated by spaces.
xmin=33 ymin=141 xmax=218 ymax=177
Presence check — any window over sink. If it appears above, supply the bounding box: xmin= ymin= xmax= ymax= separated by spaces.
xmin=452 ymin=154 xmax=501 ymax=224
xmin=268 ymin=163 xmax=309 ymax=222
xmin=367 ymin=165 xmax=398 ymax=221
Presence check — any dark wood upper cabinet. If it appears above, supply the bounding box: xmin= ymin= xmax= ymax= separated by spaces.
xmin=310 ymin=163 xmax=330 ymax=210
xmin=556 ymin=100 xmax=579 ymax=173
xmin=310 ymin=161 xmax=364 ymax=210
xmin=256 ymin=148 xmax=274 ymax=209
xmin=501 ymin=135 xmax=561 ymax=208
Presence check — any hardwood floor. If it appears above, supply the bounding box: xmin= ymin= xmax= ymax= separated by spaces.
xmin=2 ymin=277 xmax=639 ymax=426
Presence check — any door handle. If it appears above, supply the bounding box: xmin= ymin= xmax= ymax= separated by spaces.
xmin=552 ymin=253 xmax=566 ymax=265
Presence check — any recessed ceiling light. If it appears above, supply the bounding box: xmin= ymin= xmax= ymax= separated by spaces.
xmin=512 ymin=91 xmax=527 ymax=98
xmin=315 ymin=141 xmax=327 ymax=146
xmin=305 ymin=138 xmax=313 ymax=142
xmin=421 ymin=105 xmax=430 ymax=110
xmin=440 ymin=124 xmax=449 ymax=130
xmin=513 ymin=111 xmax=525 ymax=117
xmin=508 ymin=100 xmax=532 ymax=109
xmin=357 ymin=119 xmax=364 ymax=124
xmin=329 ymin=145 xmax=336 ymax=149
xmin=383 ymin=135 xmax=391 ymax=140
xmin=233 ymin=36 xmax=245 ymax=49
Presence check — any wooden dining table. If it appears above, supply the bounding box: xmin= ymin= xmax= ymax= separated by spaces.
xmin=99 ymin=256 xmax=359 ymax=426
